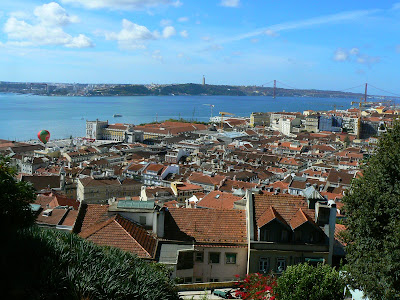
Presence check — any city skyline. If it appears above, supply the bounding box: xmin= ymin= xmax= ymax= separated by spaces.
xmin=1 ymin=1 xmax=400 ymax=94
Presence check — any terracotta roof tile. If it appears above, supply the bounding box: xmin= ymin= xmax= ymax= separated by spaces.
xmin=254 ymin=194 xmax=315 ymax=229
xmin=164 ymin=208 xmax=247 ymax=244
xmin=197 ymin=191 xmax=242 ymax=210
xmin=257 ymin=206 xmax=289 ymax=228
xmin=79 ymin=214 xmax=157 ymax=259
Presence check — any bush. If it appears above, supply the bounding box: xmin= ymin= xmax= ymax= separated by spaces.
xmin=1 ymin=226 xmax=178 ymax=300
xmin=274 ymin=263 xmax=345 ymax=300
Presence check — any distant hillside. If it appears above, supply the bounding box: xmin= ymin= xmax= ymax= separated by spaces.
xmin=1 ymin=80 xmax=394 ymax=99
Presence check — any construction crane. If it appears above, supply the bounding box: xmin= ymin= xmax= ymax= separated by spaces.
xmin=203 ymin=104 xmax=215 ymax=120
xmin=219 ymin=111 xmax=234 ymax=131
xmin=333 ymin=104 xmax=344 ymax=112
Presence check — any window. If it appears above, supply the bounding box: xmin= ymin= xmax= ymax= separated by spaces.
xmin=195 ymin=251 xmax=204 ymax=262
xmin=294 ymin=257 xmax=303 ymax=264
xmin=225 ymin=253 xmax=237 ymax=264
xmin=139 ymin=216 xmax=146 ymax=225
xmin=294 ymin=230 xmax=302 ymax=242
xmin=195 ymin=277 xmax=203 ymax=283
xmin=177 ymin=251 xmax=194 ymax=270
xmin=276 ymin=258 xmax=286 ymax=273
xmin=259 ymin=257 xmax=270 ymax=273
xmin=281 ymin=230 xmax=288 ymax=242
xmin=183 ymin=277 xmax=192 ymax=283
xmin=261 ymin=229 xmax=270 ymax=241
xmin=209 ymin=252 xmax=220 ymax=264
xmin=210 ymin=278 xmax=219 ymax=282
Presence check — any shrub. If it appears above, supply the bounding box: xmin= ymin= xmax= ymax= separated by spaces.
xmin=273 ymin=263 xmax=345 ymax=300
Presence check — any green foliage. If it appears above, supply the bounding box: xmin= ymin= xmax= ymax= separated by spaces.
xmin=0 ymin=156 xmax=36 ymax=231
xmin=343 ymin=121 xmax=400 ymax=299
xmin=1 ymin=226 xmax=179 ymax=300
xmin=274 ymin=263 xmax=345 ymax=300
xmin=159 ymin=83 xmax=246 ymax=96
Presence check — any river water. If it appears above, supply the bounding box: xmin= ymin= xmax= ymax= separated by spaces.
xmin=0 ymin=93 xmax=363 ymax=141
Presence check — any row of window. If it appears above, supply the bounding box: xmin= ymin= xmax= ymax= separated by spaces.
xmin=260 ymin=228 xmax=320 ymax=243
xmin=196 ymin=252 xmax=237 ymax=264
xmin=180 ymin=277 xmax=235 ymax=284
xmin=259 ymin=257 xmax=324 ymax=273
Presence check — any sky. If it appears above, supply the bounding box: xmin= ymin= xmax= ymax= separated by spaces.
xmin=1 ymin=0 xmax=400 ymax=94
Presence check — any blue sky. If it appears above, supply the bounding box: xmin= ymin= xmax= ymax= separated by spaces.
xmin=1 ymin=0 xmax=400 ymax=94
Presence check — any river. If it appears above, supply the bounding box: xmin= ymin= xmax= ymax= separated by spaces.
xmin=0 ymin=93 xmax=363 ymax=141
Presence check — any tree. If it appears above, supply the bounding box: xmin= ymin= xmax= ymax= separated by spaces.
xmin=0 ymin=156 xmax=36 ymax=231
xmin=343 ymin=120 xmax=400 ymax=299
xmin=273 ymin=263 xmax=345 ymax=300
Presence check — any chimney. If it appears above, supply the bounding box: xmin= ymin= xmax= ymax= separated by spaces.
xmin=153 ymin=208 xmax=165 ymax=238
xmin=328 ymin=202 xmax=336 ymax=266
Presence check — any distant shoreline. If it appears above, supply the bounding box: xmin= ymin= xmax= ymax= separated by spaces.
xmin=2 ymin=82 xmax=397 ymax=99
xmin=1 ymin=91 xmax=395 ymax=100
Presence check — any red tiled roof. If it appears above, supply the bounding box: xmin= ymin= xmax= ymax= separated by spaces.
xmin=143 ymin=163 xmax=165 ymax=174
xmin=164 ymin=208 xmax=247 ymax=244
xmin=36 ymin=208 xmax=69 ymax=226
xmin=335 ymin=224 xmax=347 ymax=246
xmin=175 ymin=182 xmax=203 ymax=191
xmin=80 ymin=214 xmax=157 ymax=259
xmin=257 ymin=206 xmax=289 ymax=228
xmin=254 ymin=194 xmax=315 ymax=228
xmin=188 ymin=172 xmax=226 ymax=186
xmin=79 ymin=204 xmax=110 ymax=232
xmin=289 ymin=208 xmax=317 ymax=230
xmin=197 ymin=191 xmax=242 ymax=210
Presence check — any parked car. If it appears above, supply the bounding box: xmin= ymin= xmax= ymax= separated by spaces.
xmin=213 ymin=289 xmax=234 ymax=299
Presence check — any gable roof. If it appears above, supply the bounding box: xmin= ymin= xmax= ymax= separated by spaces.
xmin=257 ymin=206 xmax=289 ymax=228
xmin=253 ymin=194 xmax=316 ymax=231
xmin=79 ymin=214 xmax=157 ymax=259
xmin=289 ymin=208 xmax=318 ymax=230
xmin=188 ymin=172 xmax=226 ymax=186
xmin=164 ymin=208 xmax=247 ymax=244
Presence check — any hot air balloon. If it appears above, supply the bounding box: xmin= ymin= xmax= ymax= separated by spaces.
xmin=37 ymin=130 xmax=50 ymax=145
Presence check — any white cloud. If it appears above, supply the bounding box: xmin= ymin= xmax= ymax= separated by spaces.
xmin=105 ymin=19 xmax=176 ymax=49
xmin=152 ymin=49 xmax=163 ymax=61
xmin=178 ymin=16 xmax=189 ymax=22
xmin=162 ymin=26 xmax=176 ymax=38
xmin=265 ymin=29 xmax=278 ymax=37
xmin=61 ymin=0 xmax=180 ymax=10
xmin=160 ymin=19 xmax=172 ymax=27
xmin=105 ymin=19 xmax=156 ymax=49
xmin=356 ymin=54 xmax=380 ymax=65
xmin=392 ymin=2 xmax=400 ymax=10
xmin=220 ymin=0 xmax=240 ymax=8
xmin=172 ymin=1 xmax=183 ymax=7
xmin=180 ymin=30 xmax=188 ymax=38
xmin=333 ymin=47 xmax=380 ymax=66
xmin=201 ymin=36 xmax=212 ymax=41
xmin=218 ymin=8 xmax=380 ymax=45
xmin=34 ymin=2 xmax=79 ymax=26
xmin=333 ymin=48 xmax=348 ymax=61
xmin=66 ymin=34 xmax=94 ymax=48
xmin=349 ymin=47 xmax=359 ymax=55
xmin=3 ymin=3 xmax=93 ymax=49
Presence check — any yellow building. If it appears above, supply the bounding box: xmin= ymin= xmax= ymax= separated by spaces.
xmin=250 ymin=112 xmax=270 ymax=127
